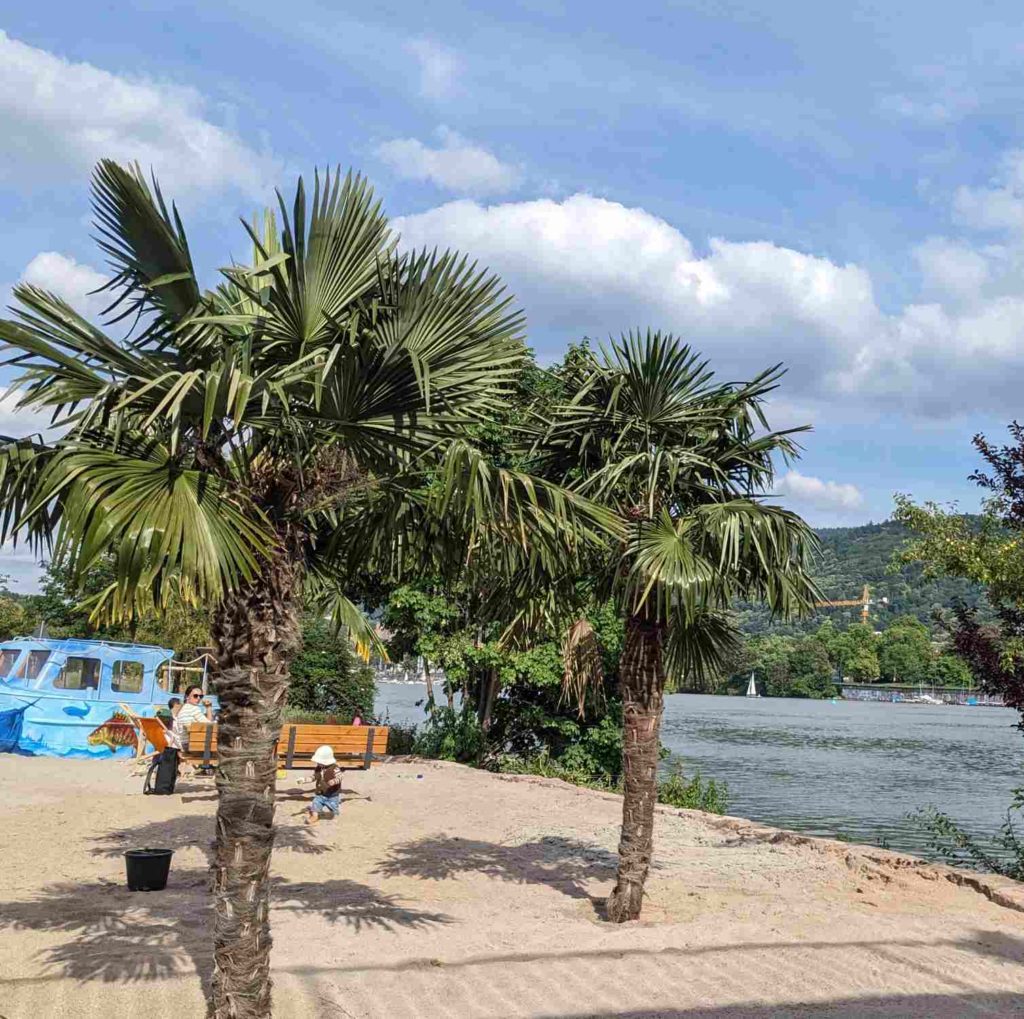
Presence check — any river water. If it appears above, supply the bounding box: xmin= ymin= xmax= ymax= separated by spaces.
xmin=375 ymin=683 xmax=1024 ymax=860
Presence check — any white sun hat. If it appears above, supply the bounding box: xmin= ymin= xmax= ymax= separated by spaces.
xmin=311 ymin=745 xmax=336 ymax=766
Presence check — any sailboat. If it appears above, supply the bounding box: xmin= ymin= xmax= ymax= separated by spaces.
xmin=746 ymin=672 xmax=759 ymax=698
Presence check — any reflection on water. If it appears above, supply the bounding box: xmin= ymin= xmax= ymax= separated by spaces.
xmin=376 ymin=683 xmax=1024 ymax=862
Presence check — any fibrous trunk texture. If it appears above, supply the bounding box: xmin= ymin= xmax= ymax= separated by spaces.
xmin=209 ymin=551 xmax=302 ymax=1019
xmin=607 ymin=614 xmax=666 ymax=923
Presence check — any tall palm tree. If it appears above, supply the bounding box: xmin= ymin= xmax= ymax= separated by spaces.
xmin=0 ymin=162 xmax=613 ymax=1017
xmin=533 ymin=333 xmax=819 ymax=922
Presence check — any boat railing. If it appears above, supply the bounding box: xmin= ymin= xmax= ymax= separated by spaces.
xmin=9 ymin=636 xmax=172 ymax=652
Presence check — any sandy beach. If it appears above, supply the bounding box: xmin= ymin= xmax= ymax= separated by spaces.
xmin=1 ymin=755 xmax=1023 ymax=1019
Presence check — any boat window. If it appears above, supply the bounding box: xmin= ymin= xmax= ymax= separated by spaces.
xmin=112 ymin=660 xmax=145 ymax=694
xmin=55 ymin=657 xmax=101 ymax=691
xmin=156 ymin=662 xmax=175 ymax=693
xmin=16 ymin=650 xmax=51 ymax=682
xmin=0 ymin=648 xmax=20 ymax=676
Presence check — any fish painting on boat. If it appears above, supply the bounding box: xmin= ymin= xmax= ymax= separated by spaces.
xmin=0 ymin=637 xmax=215 ymax=758
xmin=87 ymin=712 xmax=140 ymax=751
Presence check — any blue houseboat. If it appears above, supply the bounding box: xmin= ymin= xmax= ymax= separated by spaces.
xmin=0 ymin=637 xmax=213 ymax=758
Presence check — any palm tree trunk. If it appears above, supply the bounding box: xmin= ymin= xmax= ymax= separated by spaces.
xmin=208 ymin=551 xmax=303 ymax=1019
xmin=607 ymin=614 xmax=665 ymax=923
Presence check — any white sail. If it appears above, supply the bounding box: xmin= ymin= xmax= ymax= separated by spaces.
xmin=746 ymin=673 xmax=759 ymax=698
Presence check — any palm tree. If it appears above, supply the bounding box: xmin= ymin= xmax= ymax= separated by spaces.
xmin=0 ymin=162 xmax=612 ymax=1017
xmin=533 ymin=333 xmax=819 ymax=922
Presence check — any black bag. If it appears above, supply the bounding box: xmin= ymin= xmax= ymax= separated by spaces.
xmin=144 ymin=748 xmax=179 ymax=795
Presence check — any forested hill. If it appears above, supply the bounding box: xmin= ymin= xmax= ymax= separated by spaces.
xmin=738 ymin=519 xmax=989 ymax=635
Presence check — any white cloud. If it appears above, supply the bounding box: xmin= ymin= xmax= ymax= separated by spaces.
xmin=20 ymin=251 xmax=108 ymax=317
xmin=952 ymin=149 xmax=1024 ymax=233
xmin=913 ymin=237 xmax=990 ymax=302
xmin=0 ymin=31 xmax=276 ymax=195
xmin=405 ymin=38 xmax=461 ymax=100
xmin=393 ymin=190 xmax=1024 ymax=417
xmin=774 ymin=470 xmax=864 ymax=512
xmin=394 ymin=193 xmax=880 ymax=394
xmin=377 ymin=127 xmax=520 ymax=196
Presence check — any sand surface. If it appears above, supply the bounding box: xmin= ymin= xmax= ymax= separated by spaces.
xmin=1 ymin=755 xmax=1023 ymax=1019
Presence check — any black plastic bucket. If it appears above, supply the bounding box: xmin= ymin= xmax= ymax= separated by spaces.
xmin=124 ymin=848 xmax=174 ymax=891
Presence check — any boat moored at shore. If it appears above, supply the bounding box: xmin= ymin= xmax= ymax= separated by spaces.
xmin=0 ymin=637 xmax=215 ymax=757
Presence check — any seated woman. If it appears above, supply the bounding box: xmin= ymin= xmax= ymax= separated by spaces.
xmin=173 ymin=685 xmax=213 ymax=747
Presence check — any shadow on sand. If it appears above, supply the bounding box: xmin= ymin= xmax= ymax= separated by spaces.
xmin=375 ymin=834 xmax=621 ymax=918
xmin=0 ymin=814 xmax=452 ymax=1011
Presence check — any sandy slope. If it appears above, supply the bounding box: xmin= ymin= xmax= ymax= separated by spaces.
xmin=1 ymin=755 xmax=1023 ymax=1019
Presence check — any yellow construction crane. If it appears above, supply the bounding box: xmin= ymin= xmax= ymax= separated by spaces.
xmin=814 ymin=584 xmax=887 ymax=624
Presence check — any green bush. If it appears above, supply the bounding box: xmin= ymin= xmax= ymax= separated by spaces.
xmin=496 ymin=751 xmax=616 ymax=790
xmin=412 ymin=706 xmax=485 ymax=763
xmin=496 ymin=753 xmax=729 ymax=816
xmin=911 ymin=792 xmax=1024 ymax=879
xmin=657 ymin=763 xmax=730 ymax=814
xmin=385 ymin=722 xmax=417 ymax=756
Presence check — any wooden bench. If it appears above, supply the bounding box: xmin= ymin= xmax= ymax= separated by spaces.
xmin=182 ymin=722 xmax=389 ymax=770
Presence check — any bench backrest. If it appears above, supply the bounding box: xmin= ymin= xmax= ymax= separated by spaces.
xmin=185 ymin=721 xmax=389 ymax=768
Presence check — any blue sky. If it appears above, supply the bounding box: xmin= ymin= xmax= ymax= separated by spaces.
xmin=0 ymin=1 xmax=1021 ymax=588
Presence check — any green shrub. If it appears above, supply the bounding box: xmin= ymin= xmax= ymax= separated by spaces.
xmin=282 ymin=708 xmax=336 ymax=724
xmin=385 ymin=722 xmax=417 ymax=756
xmin=911 ymin=792 xmax=1024 ymax=879
xmin=656 ymin=763 xmax=730 ymax=814
xmin=496 ymin=751 xmax=616 ymax=790
xmin=412 ymin=706 xmax=485 ymax=763
xmin=496 ymin=753 xmax=729 ymax=816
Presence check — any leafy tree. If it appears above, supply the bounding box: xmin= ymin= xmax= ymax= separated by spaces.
xmin=831 ymin=623 xmax=880 ymax=682
xmin=746 ymin=633 xmax=795 ymax=696
xmin=381 ymin=581 xmax=463 ymax=707
xmin=895 ymin=424 xmax=1024 ymax=719
xmin=0 ymin=162 xmax=608 ymax=1017
xmin=287 ymin=617 xmax=375 ymax=719
xmin=928 ymin=653 xmax=972 ymax=688
xmin=0 ymin=596 xmax=26 ymax=640
xmin=531 ymin=332 xmax=818 ymax=921
xmin=877 ymin=615 xmax=933 ymax=683
xmin=786 ymin=635 xmax=835 ymax=698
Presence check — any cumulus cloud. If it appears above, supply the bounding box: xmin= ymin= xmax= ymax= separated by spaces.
xmin=913 ymin=237 xmax=991 ymax=302
xmin=393 ymin=190 xmax=1024 ymax=417
xmin=376 ymin=127 xmax=520 ymax=196
xmin=395 ymin=193 xmax=878 ymax=394
xmin=774 ymin=470 xmax=864 ymax=512
xmin=0 ymin=31 xmax=276 ymax=195
xmin=405 ymin=38 xmax=461 ymax=100
xmin=952 ymin=149 xmax=1024 ymax=233
xmin=19 ymin=251 xmax=109 ymax=317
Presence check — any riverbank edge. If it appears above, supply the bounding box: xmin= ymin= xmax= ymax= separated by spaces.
xmin=404 ymin=760 xmax=1024 ymax=915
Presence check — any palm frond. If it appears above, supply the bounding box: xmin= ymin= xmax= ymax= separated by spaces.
xmin=23 ymin=439 xmax=275 ymax=622
xmin=304 ymin=568 xmax=388 ymax=662
xmin=664 ymin=609 xmax=741 ymax=691
xmin=92 ymin=159 xmax=200 ymax=327
xmin=561 ymin=617 xmax=606 ymax=717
